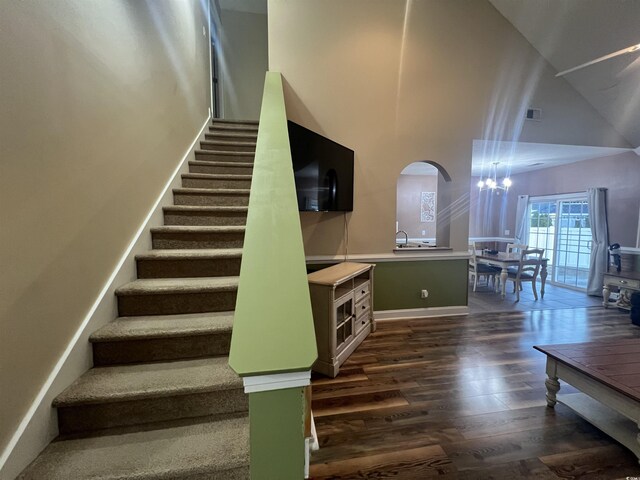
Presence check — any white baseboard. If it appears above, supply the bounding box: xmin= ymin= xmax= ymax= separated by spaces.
xmin=374 ymin=306 xmax=469 ymax=321
xmin=0 ymin=116 xmax=211 ymax=480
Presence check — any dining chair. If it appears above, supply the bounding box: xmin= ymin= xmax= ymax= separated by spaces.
xmin=468 ymin=243 xmax=500 ymax=292
xmin=506 ymin=248 xmax=545 ymax=302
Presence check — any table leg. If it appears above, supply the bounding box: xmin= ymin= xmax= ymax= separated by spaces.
xmin=603 ymin=284 xmax=610 ymax=308
xmin=545 ymin=376 xmax=560 ymax=407
xmin=500 ymin=266 xmax=508 ymax=298
xmin=540 ymin=262 xmax=547 ymax=299
xmin=545 ymin=358 xmax=560 ymax=407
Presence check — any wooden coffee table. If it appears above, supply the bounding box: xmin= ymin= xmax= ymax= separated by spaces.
xmin=534 ymin=340 xmax=640 ymax=463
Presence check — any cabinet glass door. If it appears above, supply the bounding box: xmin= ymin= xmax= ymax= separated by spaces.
xmin=335 ymin=296 xmax=354 ymax=353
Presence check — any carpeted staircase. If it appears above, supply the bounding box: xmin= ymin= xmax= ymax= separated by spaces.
xmin=17 ymin=119 xmax=258 ymax=479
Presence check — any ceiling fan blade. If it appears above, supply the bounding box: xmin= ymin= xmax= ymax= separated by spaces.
xmin=556 ymin=42 xmax=640 ymax=77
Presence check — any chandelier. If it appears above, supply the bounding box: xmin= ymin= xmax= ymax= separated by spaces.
xmin=477 ymin=162 xmax=512 ymax=192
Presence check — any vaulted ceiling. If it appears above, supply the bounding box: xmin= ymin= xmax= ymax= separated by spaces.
xmin=222 ymin=0 xmax=639 ymax=173
xmin=489 ymin=0 xmax=640 ymax=149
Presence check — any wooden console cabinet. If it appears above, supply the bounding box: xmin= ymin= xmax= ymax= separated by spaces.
xmin=308 ymin=262 xmax=375 ymax=377
xmin=602 ymin=271 xmax=640 ymax=309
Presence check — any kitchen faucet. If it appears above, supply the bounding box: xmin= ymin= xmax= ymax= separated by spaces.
xmin=395 ymin=230 xmax=408 ymax=247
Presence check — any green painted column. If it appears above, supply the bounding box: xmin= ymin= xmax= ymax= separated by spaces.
xmin=249 ymin=387 xmax=306 ymax=479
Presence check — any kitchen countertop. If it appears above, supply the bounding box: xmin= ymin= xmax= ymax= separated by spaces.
xmin=393 ymin=246 xmax=452 ymax=252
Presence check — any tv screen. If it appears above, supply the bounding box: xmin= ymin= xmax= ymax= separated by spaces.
xmin=287 ymin=121 xmax=354 ymax=212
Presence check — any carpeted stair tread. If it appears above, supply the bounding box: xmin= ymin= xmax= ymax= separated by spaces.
xmin=115 ymin=276 xmax=239 ymax=296
xmin=182 ymin=173 xmax=253 ymax=181
xmin=189 ymin=160 xmax=254 ymax=168
xmin=54 ymin=357 xmax=241 ymax=407
xmin=205 ymin=132 xmax=257 ymax=140
xmin=137 ymin=248 xmax=243 ymax=261
xmin=16 ymin=414 xmax=249 ymax=480
xmin=151 ymin=225 xmax=246 ymax=234
xmin=212 ymin=119 xmax=258 ymax=125
xmin=163 ymin=205 xmax=249 ymax=214
xmin=173 ymin=187 xmax=251 ymax=195
xmin=90 ymin=311 xmax=234 ymax=342
xmin=210 ymin=123 xmax=258 ymax=129
xmin=195 ymin=149 xmax=255 ymax=156
xmin=200 ymin=139 xmax=256 ymax=148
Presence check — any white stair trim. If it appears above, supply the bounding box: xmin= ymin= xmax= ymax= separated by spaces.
xmin=242 ymin=370 xmax=311 ymax=394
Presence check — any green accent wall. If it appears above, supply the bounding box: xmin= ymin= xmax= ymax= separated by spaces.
xmin=374 ymin=259 xmax=468 ymax=310
xmin=308 ymin=258 xmax=468 ymax=311
xmin=249 ymin=388 xmax=306 ymax=479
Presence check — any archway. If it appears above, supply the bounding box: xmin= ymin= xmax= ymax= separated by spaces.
xmin=396 ymin=161 xmax=452 ymax=247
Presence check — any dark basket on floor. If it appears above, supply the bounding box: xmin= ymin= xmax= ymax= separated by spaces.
xmin=631 ymin=292 xmax=640 ymax=326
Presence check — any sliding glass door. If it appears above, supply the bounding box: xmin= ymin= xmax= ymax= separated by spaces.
xmin=528 ymin=195 xmax=592 ymax=290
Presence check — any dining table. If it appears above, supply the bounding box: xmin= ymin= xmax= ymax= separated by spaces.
xmin=475 ymin=251 xmax=548 ymax=299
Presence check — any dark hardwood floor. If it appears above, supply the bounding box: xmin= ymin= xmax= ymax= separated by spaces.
xmin=310 ymin=307 xmax=640 ymax=479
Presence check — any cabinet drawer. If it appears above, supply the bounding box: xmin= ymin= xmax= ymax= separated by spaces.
xmin=355 ymin=311 xmax=370 ymax=335
xmin=355 ymin=295 xmax=370 ymax=317
xmin=604 ymin=275 xmax=640 ymax=290
xmin=354 ymin=281 xmax=370 ymax=303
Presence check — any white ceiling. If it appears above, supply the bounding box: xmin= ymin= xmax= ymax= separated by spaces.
xmin=471 ymin=140 xmax=630 ymax=177
xmin=402 ymin=141 xmax=631 ymax=177
xmin=489 ymin=0 xmax=640 ymax=148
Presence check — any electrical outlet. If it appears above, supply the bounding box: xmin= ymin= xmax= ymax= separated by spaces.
xmin=421 ymin=289 xmax=429 ymax=299
xmin=421 ymin=230 xmax=426 ymax=235
xmin=505 ymin=229 xmax=510 ymax=235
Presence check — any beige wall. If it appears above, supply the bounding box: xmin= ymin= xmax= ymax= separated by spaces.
xmin=0 ymin=0 xmax=211 ymax=456
xmin=268 ymin=0 xmax=629 ymax=256
xmin=396 ymin=174 xmax=438 ymax=240
xmin=220 ymin=9 xmax=268 ymax=120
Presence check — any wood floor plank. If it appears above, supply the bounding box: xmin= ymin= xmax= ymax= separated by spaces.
xmin=310 ymin=307 xmax=640 ymax=477
xmin=312 ymin=390 xmax=409 ymax=417
xmin=539 ymin=444 xmax=640 ymax=479
xmin=456 ymin=458 xmax=560 ymax=479
xmin=310 ymin=444 xmax=457 ymax=479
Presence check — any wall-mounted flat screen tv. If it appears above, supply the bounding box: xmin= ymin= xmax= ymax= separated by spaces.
xmin=287 ymin=121 xmax=354 ymax=212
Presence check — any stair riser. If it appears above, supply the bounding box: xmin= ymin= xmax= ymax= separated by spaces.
xmin=57 ymin=389 xmax=248 ymax=435
xmin=209 ymin=128 xmax=258 ymax=137
xmin=118 ymin=290 xmax=237 ymax=316
xmin=152 ymin=231 xmax=244 ymax=249
xmin=205 ymin=132 xmax=257 ymax=142
xmin=200 ymin=143 xmax=255 ymax=153
xmin=182 ymin=177 xmax=251 ymax=189
xmin=195 ymin=151 xmax=254 ymax=163
xmin=189 ymin=163 xmax=253 ymax=175
xmin=211 ymin=123 xmax=258 ymax=130
xmin=164 ymin=211 xmax=247 ymax=227
xmin=92 ymin=333 xmax=232 ymax=366
xmin=173 ymin=192 xmax=250 ymax=207
xmin=137 ymin=256 xmax=242 ymax=278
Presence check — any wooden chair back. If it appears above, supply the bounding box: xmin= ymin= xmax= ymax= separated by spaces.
xmin=516 ymin=248 xmax=544 ymax=281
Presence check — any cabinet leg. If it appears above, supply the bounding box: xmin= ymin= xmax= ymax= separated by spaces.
xmin=545 ymin=376 xmax=560 ymax=407
xmin=602 ymin=285 xmax=610 ymax=308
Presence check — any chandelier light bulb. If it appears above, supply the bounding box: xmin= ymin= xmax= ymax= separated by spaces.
xmin=477 ymin=162 xmax=513 ymax=192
